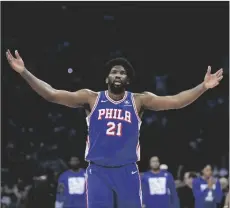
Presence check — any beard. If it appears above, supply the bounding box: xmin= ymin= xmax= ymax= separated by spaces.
xmin=70 ymin=164 xmax=80 ymax=170
xmin=109 ymin=83 xmax=126 ymax=94
xmin=152 ymin=167 xmax=160 ymax=171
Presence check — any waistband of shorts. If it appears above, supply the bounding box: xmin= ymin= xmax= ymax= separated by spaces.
xmin=89 ymin=161 xmax=135 ymax=168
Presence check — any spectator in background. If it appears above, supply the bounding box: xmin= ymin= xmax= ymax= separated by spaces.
xmin=177 ymin=172 xmax=197 ymax=208
xmin=222 ymin=191 xmax=229 ymax=208
xmin=219 ymin=177 xmax=229 ymax=208
xmin=13 ymin=178 xmax=31 ymax=208
xmin=26 ymin=169 xmax=56 ymax=208
xmin=55 ymin=156 xmax=86 ymax=208
xmin=1 ymin=180 xmax=20 ymax=208
xmin=141 ymin=156 xmax=179 ymax=208
xmin=192 ymin=164 xmax=223 ymax=208
xmin=160 ymin=164 xmax=168 ymax=171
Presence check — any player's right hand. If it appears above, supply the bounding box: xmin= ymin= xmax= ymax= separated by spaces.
xmin=6 ymin=49 xmax=25 ymax=74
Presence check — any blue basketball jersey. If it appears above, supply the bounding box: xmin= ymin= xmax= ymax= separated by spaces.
xmin=56 ymin=169 xmax=86 ymax=208
xmin=85 ymin=90 xmax=141 ymax=166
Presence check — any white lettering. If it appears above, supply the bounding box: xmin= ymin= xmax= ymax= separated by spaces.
xmin=98 ymin=108 xmax=132 ymax=123
xmin=113 ymin=109 xmax=118 ymax=119
xmin=98 ymin=109 xmax=105 ymax=120
xmin=105 ymin=109 xmax=113 ymax=119
xmin=125 ymin=111 xmax=131 ymax=123
xmin=117 ymin=109 xmax=124 ymax=120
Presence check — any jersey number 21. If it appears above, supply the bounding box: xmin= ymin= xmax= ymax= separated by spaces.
xmin=106 ymin=122 xmax=122 ymax=136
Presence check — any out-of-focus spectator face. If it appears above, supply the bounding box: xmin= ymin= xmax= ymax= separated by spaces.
xmin=219 ymin=177 xmax=228 ymax=190
xmin=17 ymin=178 xmax=25 ymax=191
xmin=69 ymin=157 xmax=80 ymax=169
xmin=150 ymin=156 xmax=160 ymax=170
xmin=202 ymin=165 xmax=212 ymax=178
xmin=184 ymin=172 xmax=190 ymax=185
xmin=184 ymin=172 xmax=197 ymax=187
xmin=188 ymin=176 xmax=195 ymax=187
xmin=17 ymin=178 xmax=23 ymax=184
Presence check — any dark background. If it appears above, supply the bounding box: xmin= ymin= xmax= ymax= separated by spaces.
xmin=1 ymin=1 xmax=229 ymax=205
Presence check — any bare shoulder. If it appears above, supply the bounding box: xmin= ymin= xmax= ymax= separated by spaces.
xmin=133 ymin=91 xmax=157 ymax=102
xmin=50 ymin=88 xmax=99 ymax=108
xmin=137 ymin=91 xmax=157 ymax=96
xmin=74 ymin=89 xmax=98 ymax=99
xmin=133 ymin=92 xmax=142 ymax=101
xmin=80 ymin=89 xmax=98 ymax=96
xmin=132 ymin=92 xmax=147 ymax=113
xmin=133 ymin=91 xmax=159 ymax=111
xmin=133 ymin=91 xmax=156 ymax=97
xmin=80 ymin=89 xmax=99 ymax=109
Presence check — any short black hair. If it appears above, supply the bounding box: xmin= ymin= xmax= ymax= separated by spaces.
xmin=105 ymin=57 xmax=135 ymax=81
xmin=199 ymin=163 xmax=212 ymax=175
xmin=201 ymin=163 xmax=212 ymax=170
xmin=188 ymin=172 xmax=197 ymax=179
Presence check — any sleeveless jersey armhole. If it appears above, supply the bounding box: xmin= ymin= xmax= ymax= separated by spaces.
xmin=131 ymin=93 xmax=142 ymax=123
xmin=86 ymin=92 xmax=101 ymax=123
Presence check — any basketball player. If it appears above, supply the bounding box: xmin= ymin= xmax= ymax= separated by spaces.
xmin=192 ymin=164 xmax=223 ymax=208
xmin=55 ymin=156 xmax=86 ymax=208
xmin=6 ymin=50 xmax=223 ymax=208
xmin=141 ymin=156 xmax=179 ymax=208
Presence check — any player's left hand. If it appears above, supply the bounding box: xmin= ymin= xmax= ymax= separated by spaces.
xmin=208 ymin=177 xmax=216 ymax=188
xmin=203 ymin=66 xmax=223 ymax=89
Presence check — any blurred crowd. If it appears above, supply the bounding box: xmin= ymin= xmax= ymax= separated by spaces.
xmin=1 ymin=159 xmax=229 ymax=208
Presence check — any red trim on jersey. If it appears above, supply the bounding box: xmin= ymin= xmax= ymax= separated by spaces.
xmin=85 ymin=93 xmax=100 ymax=161
xmin=136 ymin=164 xmax=143 ymax=206
xmin=87 ymin=92 xmax=100 ymax=121
xmin=105 ymin=90 xmax=128 ymax=104
xmin=136 ymin=142 xmax=140 ymax=161
xmin=85 ymin=167 xmax=89 ymax=208
xmin=85 ymin=136 xmax=91 ymax=161
xmin=131 ymin=93 xmax=142 ymax=123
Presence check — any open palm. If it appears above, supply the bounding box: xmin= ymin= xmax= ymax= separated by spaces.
xmin=6 ymin=49 xmax=25 ymax=73
xmin=204 ymin=66 xmax=223 ymax=89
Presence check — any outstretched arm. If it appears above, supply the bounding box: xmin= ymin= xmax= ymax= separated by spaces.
xmin=6 ymin=50 xmax=93 ymax=108
xmin=140 ymin=66 xmax=223 ymax=111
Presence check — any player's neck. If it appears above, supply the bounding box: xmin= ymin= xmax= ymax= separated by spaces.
xmin=202 ymin=175 xmax=211 ymax=181
xmin=70 ymin=168 xmax=80 ymax=172
xmin=151 ymin=169 xmax=160 ymax=174
xmin=107 ymin=89 xmax=126 ymax=101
